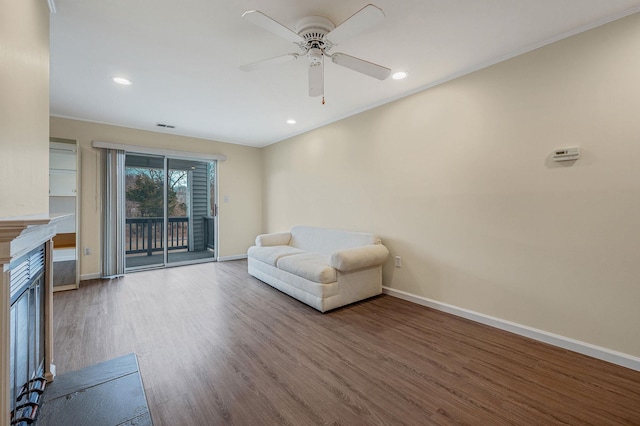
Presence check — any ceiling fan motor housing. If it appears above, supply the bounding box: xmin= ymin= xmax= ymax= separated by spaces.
xmin=296 ymin=16 xmax=335 ymax=52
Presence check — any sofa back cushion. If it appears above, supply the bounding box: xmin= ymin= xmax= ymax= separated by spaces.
xmin=289 ymin=226 xmax=381 ymax=255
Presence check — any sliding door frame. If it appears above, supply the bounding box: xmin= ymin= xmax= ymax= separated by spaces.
xmin=124 ymin=154 xmax=219 ymax=272
xmin=93 ymin=140 xmax=225 ymax=274
xmin=164 ymin=157 xmax=218 ymax=268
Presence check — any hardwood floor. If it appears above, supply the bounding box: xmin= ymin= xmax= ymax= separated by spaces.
xmin=52 ymin=260 xmax=640 ymax=425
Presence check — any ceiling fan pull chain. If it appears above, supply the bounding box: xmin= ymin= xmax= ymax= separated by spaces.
xmin=322 ymin=55 xmax=326 ymax=105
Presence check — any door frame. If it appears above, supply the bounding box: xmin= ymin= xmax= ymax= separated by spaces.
xmin=49 ymin=137 xmax=80 ymax=291
xmin=124 ymin=153 xmax=219 ymax=272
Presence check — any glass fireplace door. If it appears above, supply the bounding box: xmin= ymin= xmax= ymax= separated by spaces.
xmin=9 ymin=253 xmax=46 ymax=423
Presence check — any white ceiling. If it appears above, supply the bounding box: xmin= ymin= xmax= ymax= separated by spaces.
xmin=49 ymin=1 xmax=640 ymax=148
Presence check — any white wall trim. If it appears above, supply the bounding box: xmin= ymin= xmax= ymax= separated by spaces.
xmin=91 ymin=140 xmax=227 ymax=162
xmin=382 ymin=286 xmax=640 ymax=372
xmin=217 ymin=254 xmax=247 ymax=262
xmin=80 ymin=272 xmax=102 ymax=281
xmin=53 ymin=249 xmax=75 ymax=262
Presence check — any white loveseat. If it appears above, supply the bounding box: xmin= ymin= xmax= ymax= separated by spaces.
xmin=247 ymin=226 xmax=389 ymax=312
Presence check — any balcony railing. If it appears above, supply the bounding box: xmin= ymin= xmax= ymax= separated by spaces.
xmin=125 ymin=216 xmax=216 ymax=257
xmin=125 ymin=217 xmax=188 ymax=256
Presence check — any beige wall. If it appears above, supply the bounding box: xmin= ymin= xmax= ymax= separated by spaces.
xmin=50 ymin=117 xmax=262 ymax=277
xmin=0 ymin=0 xmax=50 ymax=217
xmin=262 ymin=13 xmax=640 ymax=357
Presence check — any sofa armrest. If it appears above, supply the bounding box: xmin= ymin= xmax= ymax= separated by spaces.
xmin=329 ymin=244 xmax=389 ymax=272
xmin=255 ymin=232 xmax=292 ymax=247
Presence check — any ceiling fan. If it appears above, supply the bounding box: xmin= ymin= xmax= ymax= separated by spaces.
xmin=240 ymin=4 xmax=391 ymax=98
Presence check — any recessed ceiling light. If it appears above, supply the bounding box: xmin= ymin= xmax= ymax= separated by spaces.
xmin=286 ymin=119 xmax=296 ymax=125
xmin=392 ymin=71 xmax=407 ymax=80
xmin=112 ymin=77 xmax=133 ymax=85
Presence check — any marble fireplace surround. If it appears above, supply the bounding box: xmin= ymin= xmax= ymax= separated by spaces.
xmin=0 ymin=215 xmax=66 ymax=426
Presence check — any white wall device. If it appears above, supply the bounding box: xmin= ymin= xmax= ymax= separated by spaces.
xmin=553 ymin=147 xmax=580 ymax=162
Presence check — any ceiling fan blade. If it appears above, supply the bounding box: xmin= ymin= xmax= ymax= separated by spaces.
xmin=242 ymin=10 xmax=304 ymax=43
xmin=331 ymin=53 xmax=390 ymax=80
xmin=324 ymin=4 xmax=385 ymax=45
xmin=309 ymin=62 xmax=323 ymax=97
xmin=240 ymin=53 xmax=299 ymax=72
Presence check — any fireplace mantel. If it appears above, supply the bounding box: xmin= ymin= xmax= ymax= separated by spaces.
xmin=0 ymin=214 xmax=67 ymax=426
xmin=0 ymin=215 xmax=63 ymax=261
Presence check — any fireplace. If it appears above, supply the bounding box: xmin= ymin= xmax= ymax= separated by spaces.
xmin=9 ymin=246 xmax=47 ymax=424
xmin=1 ymin=216 xmax=61 ymax=426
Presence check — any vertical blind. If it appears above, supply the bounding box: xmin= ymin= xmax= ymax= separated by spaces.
xmin=101 ymin=149 xmax=126 ymax=278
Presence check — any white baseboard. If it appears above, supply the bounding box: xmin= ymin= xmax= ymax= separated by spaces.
xmin=53 ymin=254 xmax=75 ymax=262
xmin=217 ymin=254 xmax=248 ymax=262
xmin=53 ymin=248 xmax=75 ymax=262
xmin=80 ymin=272 xmax=101 ymax=281
xmin=382 ymin=286 xmax=640 ymax=372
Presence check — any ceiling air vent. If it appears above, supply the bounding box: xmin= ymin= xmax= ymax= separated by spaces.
xmin=156 ymin=123 xmax=175 ymax=129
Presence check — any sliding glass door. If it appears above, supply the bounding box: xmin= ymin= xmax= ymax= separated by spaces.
xmin=166 ymin=158 xmax=216 ymax=265
xmin=124 ymin=154 xmax=216 ymax=271
xmin=125 ymin=154 xmax=166 ymax=269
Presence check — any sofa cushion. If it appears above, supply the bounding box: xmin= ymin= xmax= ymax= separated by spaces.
xmin=247 ymin=245 xmax=305 ymax=267
xmin=289 ymin=226 xmax=381 ymax=255
xmin=276 ymin=252 xmax=337 ymax=284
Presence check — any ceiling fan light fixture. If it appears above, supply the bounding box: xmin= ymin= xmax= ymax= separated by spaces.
xmin=392 ymin=71 xmax=407 ymax=80
xmin=307 ymin=48 xmax=323 ymax=64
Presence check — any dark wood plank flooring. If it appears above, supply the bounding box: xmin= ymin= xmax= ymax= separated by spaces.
xmin=52 ymin=260 xmax=640 ymax=425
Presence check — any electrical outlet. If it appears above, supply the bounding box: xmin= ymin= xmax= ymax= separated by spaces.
xmin=83 ymin=247 xmax=91 ymax=255
xmin=395 ymin=256 xmax=402 ymax=267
